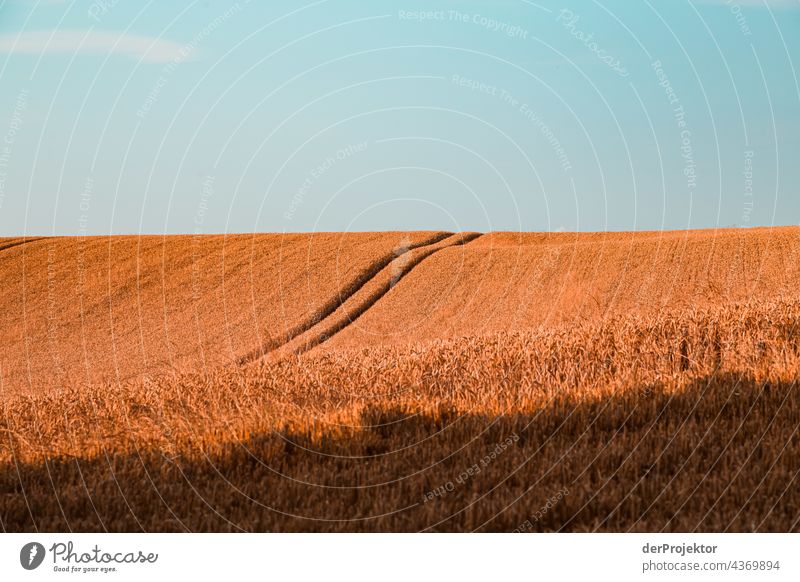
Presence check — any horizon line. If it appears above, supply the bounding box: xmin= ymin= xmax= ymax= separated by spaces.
xmin=2 ymin=224 xmax=798 ymax=239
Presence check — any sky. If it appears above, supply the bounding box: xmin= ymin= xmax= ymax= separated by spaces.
xmin=0 ymin=0 xmax=798 ymax=235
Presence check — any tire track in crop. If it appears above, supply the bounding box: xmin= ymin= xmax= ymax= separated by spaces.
xmin=262 ymin=232 xmax=484 ymax=360
xmin=237 ymin=231 xmax=454 ymax=365
xmin=0 ymin=237 xmax=47 ymax=254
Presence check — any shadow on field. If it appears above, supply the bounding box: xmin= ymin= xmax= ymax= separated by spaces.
xmin=1 ymin=373 xmax=797 ymax=532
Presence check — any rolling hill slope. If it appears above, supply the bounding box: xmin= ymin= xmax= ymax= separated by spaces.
xmin=321 ymin=227 xmax=800 ymax=352
xmin=3 ymin=227 xmax=798 ymax=392
xmin=0 ymin=231 xmax=445 ymax=393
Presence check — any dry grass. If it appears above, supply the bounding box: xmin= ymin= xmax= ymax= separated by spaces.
xmin=0 ymin=227 xmax=798 ymax=532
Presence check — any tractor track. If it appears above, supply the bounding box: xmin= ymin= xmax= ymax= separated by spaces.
xmin=0 ymin=237 xmax=48 ymax=254
xmin=236 ymin=231 xmax=454 ymax=365
xmin=258 ymin=232 xmax=484 ymax=361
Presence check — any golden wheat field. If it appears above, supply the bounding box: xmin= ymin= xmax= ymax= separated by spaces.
xmin=0 ymin=232 xmax=447 ymax=393
xmin=0 ymin=228 xmax=798 ymax=532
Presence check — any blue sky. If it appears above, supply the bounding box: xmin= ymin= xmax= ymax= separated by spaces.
xmin=0 ymin=0 xmax=798 ymax=235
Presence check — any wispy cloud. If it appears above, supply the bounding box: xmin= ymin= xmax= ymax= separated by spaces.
xmin=0 ymin=30 xmax=186 ymax=63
